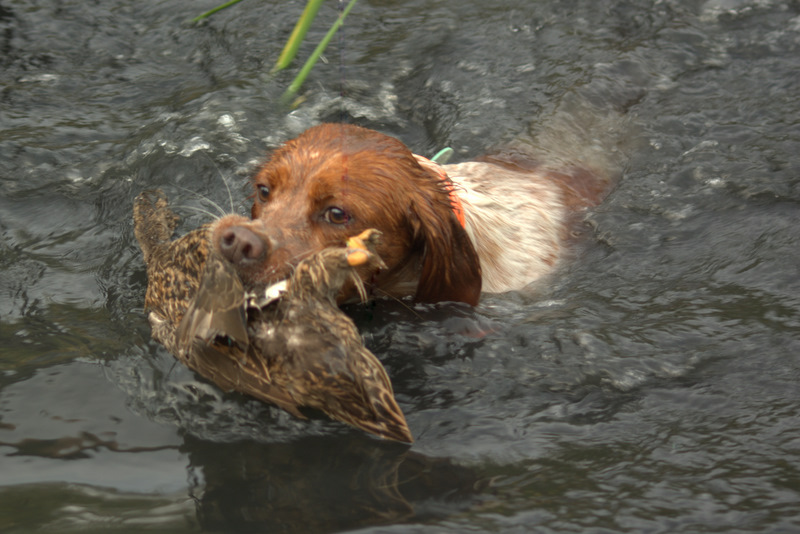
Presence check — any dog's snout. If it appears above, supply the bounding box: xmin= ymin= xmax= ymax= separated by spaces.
xmin=219 ymin=225 xmax=266 ymax=264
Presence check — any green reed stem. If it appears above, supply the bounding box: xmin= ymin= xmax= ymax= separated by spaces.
xmin=281 ymin=0 xmax=359 ymax=105
xmin=272 ymin=0 xmax=326 ymax=73
xmin=190 ymin=0 xmax=246 ymax=23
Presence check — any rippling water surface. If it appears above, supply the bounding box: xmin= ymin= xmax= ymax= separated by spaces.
xmin=1 ymin=0 xmax=799 ymax=532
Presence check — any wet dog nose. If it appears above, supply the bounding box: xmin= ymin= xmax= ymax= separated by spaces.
xmin=219 ymin=225 xmax=266 ymax=264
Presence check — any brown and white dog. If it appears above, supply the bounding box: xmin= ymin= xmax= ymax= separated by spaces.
xmin=213 ymin=122 xmax=615 ymax=306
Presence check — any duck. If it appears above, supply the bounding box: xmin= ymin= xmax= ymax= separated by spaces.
xmin=133 ymin=189 xmax=413 ymax=443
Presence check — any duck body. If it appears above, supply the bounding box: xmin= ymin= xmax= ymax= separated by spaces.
xmin=133 ymin=190 xmax=412 ymax=443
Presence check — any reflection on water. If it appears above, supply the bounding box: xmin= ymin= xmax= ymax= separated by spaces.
xmin=185 ymin=435 xmax=484 ymax=532
xmin=1 ymin=0 xmax=800 ymax=532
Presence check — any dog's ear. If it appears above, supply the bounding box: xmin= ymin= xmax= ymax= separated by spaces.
xmin=410 ymin=198 xmax=482 ymax=306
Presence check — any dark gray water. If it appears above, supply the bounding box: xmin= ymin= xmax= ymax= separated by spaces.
xmin=2 ymin=0 xmax=800 ymax=532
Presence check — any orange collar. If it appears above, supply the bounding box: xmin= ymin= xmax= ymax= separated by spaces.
xmin=413 ymin=154 xmax=466 ymax=228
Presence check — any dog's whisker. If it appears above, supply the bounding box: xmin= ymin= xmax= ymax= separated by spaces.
xmin=173 ymin=184 xmax=227 ymax=218
xmin=369 ymin=286 xmax=424 ymax=320
xmin=200 ymin=152 xmax=236 ymax=214
xmin=176 ymin=204 xmax=222 ymax=222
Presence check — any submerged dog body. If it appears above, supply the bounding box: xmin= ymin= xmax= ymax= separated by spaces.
xmin=217 ymin=123 xmax=615 ymax=306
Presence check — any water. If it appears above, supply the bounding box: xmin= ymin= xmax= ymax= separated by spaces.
xmin=2 ymin=0 xmax=799 ymax=532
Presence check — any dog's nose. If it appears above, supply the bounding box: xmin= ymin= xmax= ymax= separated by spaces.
xmin=219 ymin=225 xmax=266 ymax=264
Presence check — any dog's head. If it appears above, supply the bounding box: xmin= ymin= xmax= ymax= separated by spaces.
xmin=219 ymin=123 xmax=481 ymax=304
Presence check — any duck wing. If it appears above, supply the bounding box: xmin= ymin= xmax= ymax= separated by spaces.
xmin=176 ymin=254 xmax=249 ymax=352
xmin=175 ymin=255 xmax=305 ymax=419
xmin=257 ymin=300 xmax=413 ymax=443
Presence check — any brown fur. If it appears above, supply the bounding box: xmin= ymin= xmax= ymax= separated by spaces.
xmin=226 ymin=123 xmax=613 ymax=305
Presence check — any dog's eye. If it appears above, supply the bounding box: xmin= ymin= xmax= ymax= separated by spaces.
xmin=256 ymin=184 xmax=270 ymax=202
xmin=324 ymin=206 xmax=351 ymax=225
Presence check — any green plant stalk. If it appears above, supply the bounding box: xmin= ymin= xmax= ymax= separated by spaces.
xmin=281 ymin=0 xmax=359 ymax=105
xmin=190 ymin=0 xmax=246 ymax=23
xmin=272 ymin=0 xmax=326 ymax=73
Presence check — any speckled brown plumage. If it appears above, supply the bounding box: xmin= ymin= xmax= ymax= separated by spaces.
xmin=133 ymin=190 xmax=412 ymax=443
xmin=133 ymin=190 xmax=213 ymax=355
